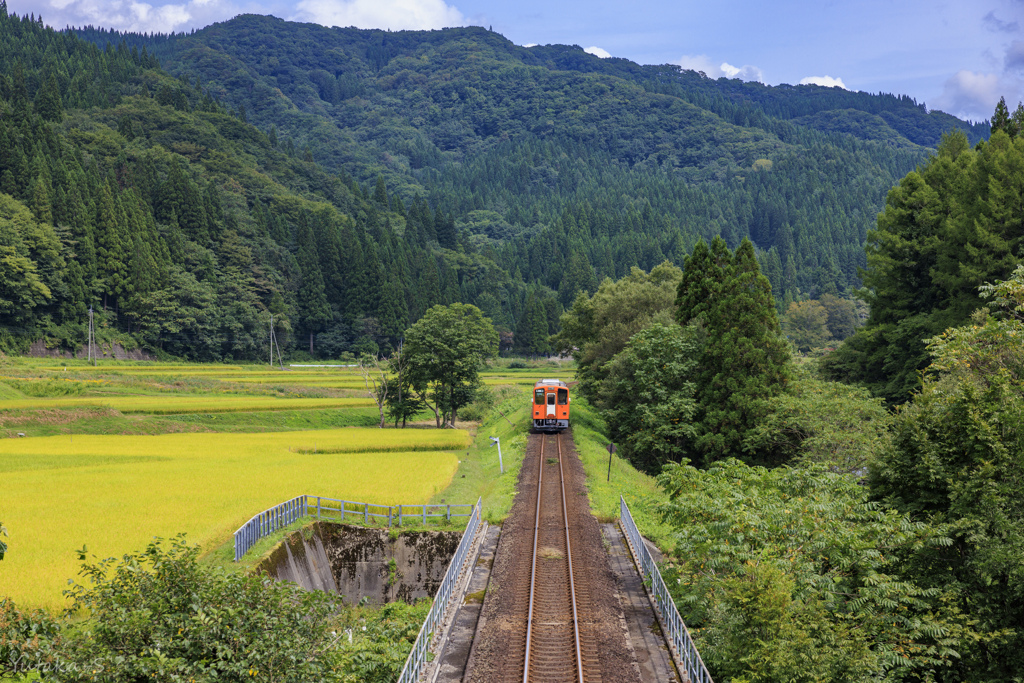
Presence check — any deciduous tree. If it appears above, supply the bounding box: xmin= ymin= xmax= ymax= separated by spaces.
xmin=782 ymin=299 xmax=831 ymax=351
xmin=598 ymin=322 xmax=699 ymax=473
xmin=868 ymin=267 xmax=1024 ymax=679
xmin=403 ymin=303 xmax=497 ymax=427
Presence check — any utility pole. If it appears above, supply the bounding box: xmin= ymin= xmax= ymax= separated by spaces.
xmin=269 ymin=314 xmax=284 ymax=369
xmin=87 ymin=306 xmax=96 ymax=366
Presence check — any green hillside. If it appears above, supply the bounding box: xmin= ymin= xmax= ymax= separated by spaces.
xmin=0 ymin=7 xmax=991 ymax=361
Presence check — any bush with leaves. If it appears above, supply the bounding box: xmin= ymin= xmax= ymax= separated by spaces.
xmin=868 ymin=266 xmax=1024 ymax=680
xmin=58 ymin=535 xmax=348 ymax=682
xmin=658 ymin=459 xmax=971 ymax=682
xmin=743 ymin=371 xmax=891 ymax=474
xmin=335 ymin=601 xmax=429 ymax=683
xmin=1 ymin=598 xmax=62 ymax=677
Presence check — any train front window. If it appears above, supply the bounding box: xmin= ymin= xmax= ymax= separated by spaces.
xmin=534 ymin=389 xmax=545 ymax=405
xmin=557 ymin=388 xmax=568 ymax=405
xmin=547 ymin=393 xmax=556 ymax=405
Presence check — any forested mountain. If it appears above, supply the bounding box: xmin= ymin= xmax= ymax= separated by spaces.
xmin=0 ymin=6 xmax=990 ymax=360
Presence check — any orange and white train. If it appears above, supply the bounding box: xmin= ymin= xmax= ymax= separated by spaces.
xmin=532 ymin=379 xmax=570 ymax=432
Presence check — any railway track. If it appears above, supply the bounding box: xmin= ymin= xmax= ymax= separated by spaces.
xmin=520 ymin=432 xmax=602 ymax=683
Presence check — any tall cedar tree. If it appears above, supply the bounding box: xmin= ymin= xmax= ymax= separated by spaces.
xmin=676 ymin=237 xmax=791 ymax=466
xmin=295 ymin=215 xmax=332 ymax=352
xmin=823 ymin=124 xmax=1024 ymax=403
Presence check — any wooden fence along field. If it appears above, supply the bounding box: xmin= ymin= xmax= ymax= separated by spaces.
xmin=0 ymin=428 xmax=469 ymax=609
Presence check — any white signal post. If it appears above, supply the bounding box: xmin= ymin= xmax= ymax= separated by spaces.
xmin=490 ymin=436 xmax=504 ymax=474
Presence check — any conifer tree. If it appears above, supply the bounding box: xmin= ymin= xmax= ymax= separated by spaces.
xmin=94 ymin=178 xmax=128 ymax=309
xmin=377 ymin=276 xmax=408 ymax=351
xmin=33 ymin=73 xmax=62 ymax=122
xmin=677 ymin=237 xmax=791 ymax=466
xmin=436 ymin=211 xmax=457 ymax=249
xmin=373 ymin=175 xmax=389 ymax=208
xmin=296 ymin=216 xmax=331 ymax=353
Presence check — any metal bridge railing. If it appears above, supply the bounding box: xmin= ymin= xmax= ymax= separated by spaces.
xmin=233 ymin=495 xmax=476 ymax=562
xmin=397 ymin=497 xmax=483 ymax=683
xmin=620 ymin=496 xmax=714 ymax=683
xmin=233 ymin=495 xmax=308 ymax=562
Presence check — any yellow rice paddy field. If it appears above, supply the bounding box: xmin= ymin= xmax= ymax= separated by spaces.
xmin=0 ymin=359 xmax=570 ymax=608
xmin=0 ymin=395 xmax=375 ymax=414
xmin=0 ymin=428 xmax=468 ymax=609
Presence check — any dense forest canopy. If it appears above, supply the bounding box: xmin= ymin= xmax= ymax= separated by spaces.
xmin=0 ymin=5 xmax=991 ymax=360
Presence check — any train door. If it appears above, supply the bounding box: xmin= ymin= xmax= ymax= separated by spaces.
xmin=546 ymin=390 xmax=556 ymax=417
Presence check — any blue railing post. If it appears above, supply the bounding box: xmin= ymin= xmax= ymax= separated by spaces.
xmin=233 ymin=495 xmax=477 ymax=562
xmin=397 ymin=497 xmax=482 ymax=683
xmin=619 ymin=496 xmax=713 ymax=683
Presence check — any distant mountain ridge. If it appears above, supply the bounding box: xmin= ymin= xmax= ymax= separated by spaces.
xmin=0 ymin=9 xmax=992 ymax=361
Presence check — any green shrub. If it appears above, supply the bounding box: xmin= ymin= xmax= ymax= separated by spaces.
xmin=4 ymin=378 xmax=86 ymax=397
xmin=60 ymin=536 xmax=347 ymax=682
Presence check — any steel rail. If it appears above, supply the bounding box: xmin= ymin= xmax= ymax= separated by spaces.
xmin=522 ymin=432 xmax=585 ymax=683
xmin=557 ymin=433 xmax=586 ymax=683
xmin=522 ymin=433 xmax=544 ymax=683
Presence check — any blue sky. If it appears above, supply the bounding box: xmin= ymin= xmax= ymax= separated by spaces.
xmin=12 ymin=0 xmax=1022 ymax=123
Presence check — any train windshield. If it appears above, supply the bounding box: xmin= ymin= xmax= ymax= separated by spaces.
xmin=557 ymin=388 xmax=568 ymax=405
xmin=547 ymin=392 xmax=556 ymax=405
xmin=534 ymin=389 xmax=545 ymax=405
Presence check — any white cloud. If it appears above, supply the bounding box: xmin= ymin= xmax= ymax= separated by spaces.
xmin=931 ymin=70 xmax=1003 ymax=120
xmin=720 ymin=61 xmax=763 ymax=82
xmin=674 ymin=54 xmax=762 ymax=82
xmin=522 ymin=43 xmax=538 ymax=48
xmin=38 ymin=0 xmax=195 ymax=32
xmin=584 ymin=46 xmax=611 ymax=59
xmin=799 ymin=75 xmax=848 ymax=89
xmin=293 ymin=0 xmax=465 ymax=30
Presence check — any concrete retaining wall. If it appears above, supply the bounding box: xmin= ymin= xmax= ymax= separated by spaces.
xmin=28 ymin=339 xmax=156 ymax=361
xmin=256 ymin=522 xmax=462 ymax=605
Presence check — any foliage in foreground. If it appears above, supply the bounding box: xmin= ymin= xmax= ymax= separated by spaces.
xmin=868 ymin=266 xmax=1024 ymax=680
xmin=658 ymin=460 xmax=971 ymax=682
xmin=1 ymin=536 xmax=427 ymax=682
xmin=61 ymin=536 xmax=344 ymax=681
